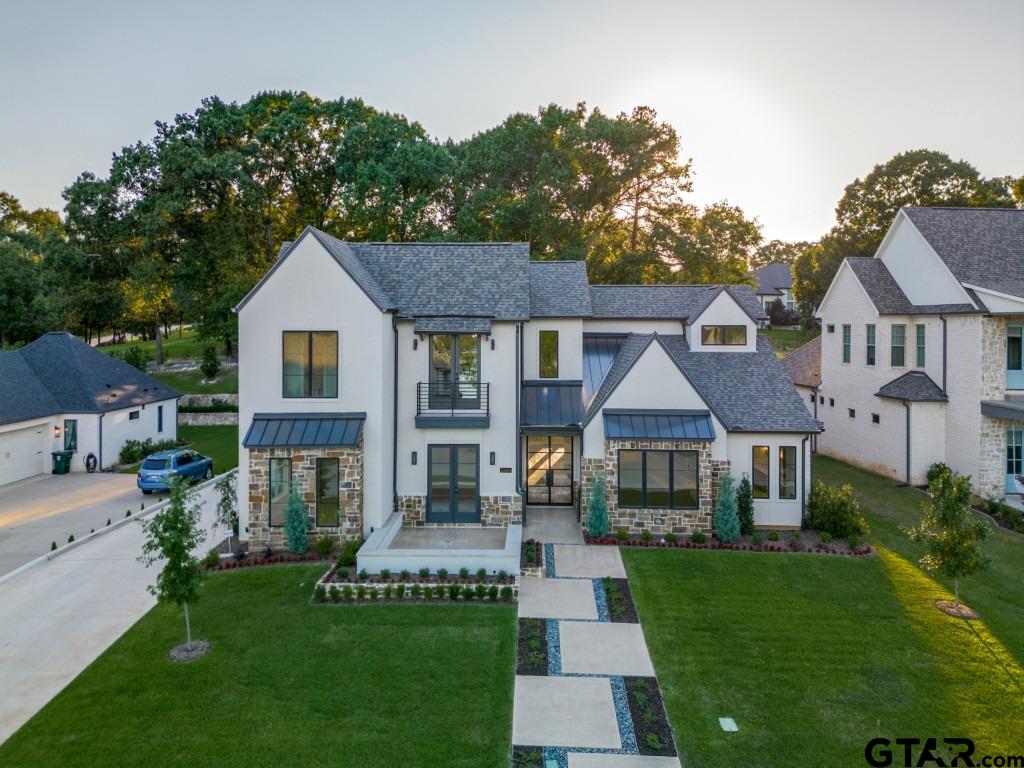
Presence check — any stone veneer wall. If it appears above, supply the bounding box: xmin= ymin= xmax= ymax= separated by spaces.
xmin=248 ymin=444 xmax=363 ymax=548
xmin=980 ymin=317 xmax=1007 ymax=401
xmin=979 ymin=415 xmax=1014 ymax=501
xmin=398 ymin=494 xmax=522 ymax=526
xmin=580 ymin=440 xmax=729 ymax=536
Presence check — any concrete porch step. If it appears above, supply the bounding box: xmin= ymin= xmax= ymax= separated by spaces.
xmin=524 ymin=507 xmax=583 ymax=544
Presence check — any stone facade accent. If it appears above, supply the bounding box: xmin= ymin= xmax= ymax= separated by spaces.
xmin=399 ymin=494 xmax=522 ymax=526
xmin=980 ymin=316 xmax=1007 ymax=401
xmin=979 ymin=415 xmax=1014 ymax=501
xmin=248 ymin=443 xmax=363 ymax=548
xmin=177 ymin=411 xmax=237 ymax=426
xmin=178 ymin=393 xmax=239 ymax=407
xmin=579 ymin=440 xmax=729 ymax=536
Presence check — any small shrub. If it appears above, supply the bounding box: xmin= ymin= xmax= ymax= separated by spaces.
xmin=328 ymin=585 xmax=340 ymax=602
xmin=408 ymin=584 xmax=418 ymax=598
xmin=768 ymin=531 xmax=779 ymax=541
xmin=714 ymin=473 xmax=740 ymax=543
xmin=487 ymin=585 xmax=499 ymax=601
xmin=118 ymin=436 xmax=179 ymax=465
xmin=368 ymin=587 xmax=379 ymax=601
xmin=497 ymin=569 xmax=508 ymax=582
xmin=665 ymin=532 xmax=677 ymax=543
xmin=587 ymin=474 xmax=610 ymax=538
xmin=200 ymin=346 xmax=221 ymax=380
xmin=314 ymin=585 xmax=326 ymax=603
xmin=646 ymin=733 xmax=664 ymax=751
xmin=337 ymin=568 xmax=348 ymax=580
xmin=691 ymin=531 xmax=706 ymax=544
xmin=67 ymin=534 xmax=75 ymax=544
xmin=357 ymin=568 xmax=368 ymax=581
xmin=462 ymin=585 xmax=475 ymax=601
xmin=338 ymin=538 xmax=360 ymax=567
xmin=315 ymin=536 xmax=333 ymax=558
xmin=500 ymin=585 xmax=514 ymax=601
xmin=435 ymin=584 xmax=446 ymax=600
xmin=383 ymin=584 xmax=393 ymax=599
xmin=50 ymin=541 xmax=57 ymax=551
xmin=792 ymin=530 xmax=801 ymax=541
xmin=848 ymin=535 xmax=859 ymax=551
xmin=474 ymin=583 xmax=486 ymax=600
xmin=202 ymin=548 xmax=221 ymax=568
xmin=448 ymin=584 xmax=460 ymax=601
xmin=396 ymin=584 xmax=406 ymax=598
xmin=736 ymin=474 xmax=755 ymax=536
xmin=807 ymin=481 xmax=869 ymax=539
xmin=476 ymin=567 xmax=487 ymax=582
xmin=125 ymin=510 xmax=131 ymax=518
xmin=117 ymin=345 xmax=151 ymax=372
xmin=437 ymin=568 xmax=449 ymax=582
xmin=751 ymin=532 xmax=762 ymax=546
xmin=380 ymin=569 xmax=391 ymax=582
xmin=616 ymin=529 xmax=629 ymax=541
xmin=820 ymin=531 xmax=832 ymax=543
xmin=641 ymin=529 xmax=653 ymax=542
xmin=342 ymin=585 xmax=353 ymax=602
xmin=400 ymin=569 xmax=411 ymax=582
xmin=418 ymin=584 xmax=428 ymax=600
xmin=459 ymin=567 xmax=469 ymax=580
xmin=419 ymin=567 xmax=430 ymax=579
xmin=282 ymin=487 xmax=308 ymax=555
xmin=356 ymin=585 xmax=366 ymax=600
xmin=106 ymin=518 xmax=111 ymax=526
xmin=927 ymin=462 xmax=952 ymax=484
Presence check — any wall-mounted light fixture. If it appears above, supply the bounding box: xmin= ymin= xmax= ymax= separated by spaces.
xmin=413 ymin=338 xmax=418 ymax=350
xmin=411 ymin=451 xmax=417 ymax=465
xmin=53 ymin=425 xmax=61 ymax=440
xmin=490 ymin=338 xmax=495 ymax=351
xmin=489 ymin=451 xmax=496 ymax=466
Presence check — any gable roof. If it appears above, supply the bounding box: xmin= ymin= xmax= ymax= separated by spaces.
xmin=843 ymin=257 xmax=979 ymax=315
xmin=750 ymin=263 xmax=792 ymax=295
xmin=875 ymin=371 xmax=948 ymax=403
xmin=1 ymin=333 xmax=179 ymax=426
xmin=587 ymin=284 xmax=767 ymax=322
xmin=902 ymin=207 xmax=1024 ymax=300
xmin=781 ymin=335 xmax=821 ymax=388
xmin=529 ymin=261 xmax=592 ymax=316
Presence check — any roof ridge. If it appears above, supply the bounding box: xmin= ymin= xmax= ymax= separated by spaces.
xmin=904 ymin=206 xmax=1024 ymax=213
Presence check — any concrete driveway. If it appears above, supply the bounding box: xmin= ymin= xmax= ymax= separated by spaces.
xmin=0 ymin=472 xmax=166 ymax=577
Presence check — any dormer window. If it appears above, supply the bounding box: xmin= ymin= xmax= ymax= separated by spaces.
xmin=701 ymin=325 xmax=746 ymax=346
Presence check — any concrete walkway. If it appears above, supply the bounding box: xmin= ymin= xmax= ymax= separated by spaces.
xmin=512 ymin=544 xmax=681 ymax=767
xmin=0 ymin=481 xmax=220 ymax=745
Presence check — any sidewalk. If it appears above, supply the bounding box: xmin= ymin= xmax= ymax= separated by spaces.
xmin=512 ymin=544 xmax=681 ymax=767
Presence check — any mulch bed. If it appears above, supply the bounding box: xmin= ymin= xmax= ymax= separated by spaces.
xmin=624 ymin=676 xmax=677 ymax=756
xmin=516 ymin=618 xmax=548 ymax=675
xmin=602 ymin=577 xmax=639 ymax=623
xmin=585 ymin=532 xmax=874 ymax=557
xmin=206 ymin=551 xmax=331 ymax=571
xmin=320 ymin=563 xmax=516 ymax=586
xmin=935 ymin=600 xmax=979 ymax=620
xmin=168 ymin=640 xmax=211 ymax=662
xmin=521 ymin=538 xmax=543 ymax=570
xmin=511 ymin=746 xmax=544 ymax=767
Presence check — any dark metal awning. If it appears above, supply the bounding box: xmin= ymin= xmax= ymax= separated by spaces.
xmin=982 ymin=399 xmax=1024 ymax=422
xmin=521 ymin=381 xmax=584 ymax=429
xmin=243 ymin=413 xmax=366 ymax=448
xmin=603 ymin=409 xmax=716 ymax=440
xmin=413 ymin=317 xmax=492 ymax=335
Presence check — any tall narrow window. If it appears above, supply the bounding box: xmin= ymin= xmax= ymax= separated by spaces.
xmin=63 ymin=419 xmax=77 ymax=451
xmin=618 ymin=450 xmax=644 ymax=507
xmin=268 ymin=458 xmax=292 ymax=527
xmin=752 ymin=446 xmax=770 ymax=499
xmin=865 ymin=324 xmax=875 ymax=366
xmin=283 ymin=331 xmax=338 ymax=398
xmin=916 ymin=324 xmax=926 ymax=367
xmin=1008 ymin=428 xmax=1024 ymax=477
xmin=315 ymin=458 xmax=340 ymax=526
xmin=157 ymin=405 xmax=163 ymax=433
xmin=538 ymin=330 xmax=559 ymax=378
xmin=671 ymin=451 xmax=698 ymax=508
xmin=779 ymin=446 xmax=796 ymax=500
xmin=891 ymin=325 xmax=906 ymax=367
xmin=842 ymin=325 xmax=851 ymax=363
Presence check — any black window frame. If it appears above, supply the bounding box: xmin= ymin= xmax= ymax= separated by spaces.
xmin=63 ymin=419 xmax=77 ymax=452
xmin=866 ymin=324 xmax=876 ymax=366
xmin=282 ymin=330 xmax=339 ymax=399
xmin=538 ymin=330 xmax=559 ymax=378
xmin=617 ymin=449 xmax=699 ymax=510
xmin=315 ymin=457 xmax=340 ymax=527
xmin=916 ymin=324 xmax=926 ymax=367
xmin=129 ymin=410 xmax=140 ymax=421
xmin=157 ymin=405 xmax=163 ymax=433
xmin=848 ymin=408 xmax=856 ymax=419
xmin=778 ymin=446 xmax=797 ymax=500
xmin=842 ymin=324 xmax=851 ymax=364
xmin=891 ymin=324 xmax=906 ymax=367
xmin=752 ymin=445 xmax=770 ymax=499
xmin=268 ymin=457 xmax=292 ymax=527
xmin=826 ymin=324 xmax=835 ymax=334
xmin=701 ymin=325 xmax=747 ymax=346
xmin=872 ymin=413 xmax=880 ymax=425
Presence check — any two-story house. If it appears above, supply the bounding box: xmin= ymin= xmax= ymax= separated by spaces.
xmin=808 ymin=206 xmax=1024 ymax=501
xmin=234 ymin=227 xmax=821 ymax=566
xmin=750 ymin=262 xmax=796 ymax=313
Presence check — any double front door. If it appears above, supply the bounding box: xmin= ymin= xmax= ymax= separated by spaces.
xmin=428 ymin=444 xmax=480 ymax=523
xmin=527 ymin=435 xmax=573 ymax=506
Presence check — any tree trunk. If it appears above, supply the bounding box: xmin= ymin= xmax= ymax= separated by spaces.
xmin=183 ymin=602 xmax=192 ymax=651
xmin=225 ymin=335 xmax=233 ymax=358
xmin=954 ymin=577 xmax=960 ymax=608
xmin=154 ymin=322 xmax=164 ymax=366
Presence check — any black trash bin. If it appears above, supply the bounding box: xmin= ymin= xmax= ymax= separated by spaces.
xmin=51 ymin=450 xmax=73 ymax=475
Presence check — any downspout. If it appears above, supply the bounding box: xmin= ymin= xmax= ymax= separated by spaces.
xmin=800 ymin=435 xmax=809 ymax=529
xmin=392 ymin=314 xmax=398 ymax=514
xmin=98 ymin=412 xmax=104 ymax=471
xmin=515 ymin=322 xmax=523 ymax=498
xmin=811 ymin=387 xmax=818 ymax=453
xmin=904 ymin=402 xmax=912 ymax=486
xmin=940 ymin=315 xmax=947 ymax=394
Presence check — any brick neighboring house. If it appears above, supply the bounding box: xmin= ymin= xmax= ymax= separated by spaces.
xmin=810 ymin=206 xmax=1024 ymax=500
xmin=234 ymin=227 xmax=822 ymax=554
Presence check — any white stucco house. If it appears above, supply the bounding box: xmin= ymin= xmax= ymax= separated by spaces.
xmin=0 ymin=332 xmax=180 ymax=486
xmin=806 ymin=206 xmax=1024 ymax=501
xmin=234 ymin=227 xmax=822 ymax=560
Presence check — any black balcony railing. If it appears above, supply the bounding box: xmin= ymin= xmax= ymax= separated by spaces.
xmin=417 ymin=381 xmax=489 ymax=416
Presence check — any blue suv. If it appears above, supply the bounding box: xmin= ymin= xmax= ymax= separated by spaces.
xmin=137 ymin=449 xmax=214 ymax=494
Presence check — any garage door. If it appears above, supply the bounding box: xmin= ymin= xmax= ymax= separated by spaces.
xmin=0 ymin=425 xmax=47 ymax=486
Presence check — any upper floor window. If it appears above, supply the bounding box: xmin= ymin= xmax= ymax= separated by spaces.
xmin=283 ymin=331 xmax=338 ymax=398
xmin=916 ymin=324 xmax=926 ymax=367
xmin=891 ymin=325 xmax=906 ymax=367
xmin=539 ymin=330 xmax=558 ymax=378
xmin=841 ymin=325 xmax=851 ymax=364
xmin=865 ymin=324 xmax=875 ymax=366
xmin=701 ymin=325 xmax=746 ymax=346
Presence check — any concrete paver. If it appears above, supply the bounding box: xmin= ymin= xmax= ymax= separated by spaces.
xmin=518 ymin=576 xmax=598 ymax=620
xmin=513 ymin=675 xmax=622 ymax=749
xmin=567 ymin=754 xmax=682 ymax=767
xmin=559 ymin=621 xmax=655 ymax=677
xmin=523 ymin=507 xmax=583 ymax=544
xmin=553 ymin=545 xmax=626 ymax=578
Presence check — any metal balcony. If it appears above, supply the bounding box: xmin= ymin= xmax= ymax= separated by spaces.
xmin=415 ymin=381 xmax=490 ymax=428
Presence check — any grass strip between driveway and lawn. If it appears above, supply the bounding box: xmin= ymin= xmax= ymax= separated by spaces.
xmin=0 ymin=565 xmax=517 ymax=768
xmin=624 ymin=455 xmax=1024 ymax=767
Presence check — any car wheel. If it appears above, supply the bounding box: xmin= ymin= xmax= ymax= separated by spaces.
xmin=205 ymin=467 xmax=213 ymax=480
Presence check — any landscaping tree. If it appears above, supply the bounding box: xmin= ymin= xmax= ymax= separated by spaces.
xmin=714 ymin=473 xmax=740 ymax=543
xmin=807 ymin=481 xmax=869 ymax=540
xmin=904 ymin=469 xmax=991 ymax=607
xmin=587 ymin=474 xmax=609 ymax=538
xmin=200 ymin=345 xmax=220 ymax=381
xmin=214 ymin=471 xmax=238 ymax=537
xmin=283 ymin=486 xmax=309 ymax=555
xmin=138 ymin=478 xmax=206 ymax=650
xmin=736 ymin=474 xmax=755 ymax=536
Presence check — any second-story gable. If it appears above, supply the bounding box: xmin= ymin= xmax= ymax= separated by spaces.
xmin=688 ymin=287 xmax=760 ymax=352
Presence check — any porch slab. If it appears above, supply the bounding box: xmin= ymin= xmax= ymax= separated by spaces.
xmin=513 ymin=675 xmax=621 ymax=750
xmin=567 ymin=754 xmax=682 ymax=768
xmin=553 ymin=545 xmax=626 ymax=578
xmin=518 ymin=577 xmax=597 ymax=620
xmin=390 ymin=527 xmax=505 ymax=550
xmin=559 ymin=621 xmax=655 ymax=676
xmin=524 ymin=507 xmax=584 ymax=544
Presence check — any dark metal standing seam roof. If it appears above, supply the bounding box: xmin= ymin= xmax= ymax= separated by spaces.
xmin=520 ymin=381 xmax=585 ymax=428
xmin=603 ymin=409 xmax=716 ymax=440
xmin=582 ymin=335 xmax=625 ymax=404
xmin=243 ymin=413 xmax=366 ymax=448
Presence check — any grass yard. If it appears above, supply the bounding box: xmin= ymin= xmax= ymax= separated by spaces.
xmin=99 ymin=328 xmax=209 ymax=361
xmin=118 ymin=424 xmax=238 ymax=475
xmin=624 ymin=457 xmax=1024 ymax=766
xmin=153 ymin=366 xmax=238 ymax=394
xmin=0 ymin=566 xmax=517 ymax=768
xmin=760 ymin=327 xmax=818 ymax=358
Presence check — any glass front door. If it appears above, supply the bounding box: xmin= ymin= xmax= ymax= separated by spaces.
xmin=428 ymin=444 xmax=480 ymax=523
xmin=526 ymin=435 xmax=573 ymax=506
xmin=1007 ymin=428 xmax=1024 ymax=493
xmin=429 ymin=334 xmax=480 ymax=409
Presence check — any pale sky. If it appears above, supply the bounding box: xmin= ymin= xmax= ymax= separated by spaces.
xmin=2 ymin=0 xmax=1022 ymax=241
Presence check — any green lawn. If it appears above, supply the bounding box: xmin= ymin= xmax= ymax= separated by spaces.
xmin=118 ymin=424 xmax=238 ymax=475
xmin=99 ymin=328 xmax=209 ymax=361
xmin=624 ymin=456 xmax=1024 ymax=766
xmin=153 ymin=367 xmax=238 ymax=394
xmin=760 ymin=327 xmax=818 ymax=358
xmin=0 ymin=566 xmax=516 ymax=768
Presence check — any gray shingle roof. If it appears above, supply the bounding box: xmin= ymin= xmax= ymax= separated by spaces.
xmin=413 ymin=317 xmax=492 ymax=334
xmin=750 ymin=263 xmax=792 ymax=294
xmin=529 ymin=261 xmax=592 ymax=316
xmin=845 ymin=257 xmax=978 ymax=315
xmin=781 ymin=335 xmax=821 ymax=388
xmin=903 ymin=207 xmax=1024 ymax=300
xmin=588 ymin=284 xmax=767 ymax=322
xmin=1 ymin=333 xmax=179 ymax=426
xmin=875 ymin=371 xmax=948 ymax=402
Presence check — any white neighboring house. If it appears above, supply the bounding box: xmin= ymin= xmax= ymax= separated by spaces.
xmin=234 ymin=227 xmax=822 ymax=555
xmin=0 ymin=332 xmax=180 ymax=485
xmin=811 ymin=206 xmax=1024 ymax=500
xmin=750 ymin=262 xmax=796 ymax=313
